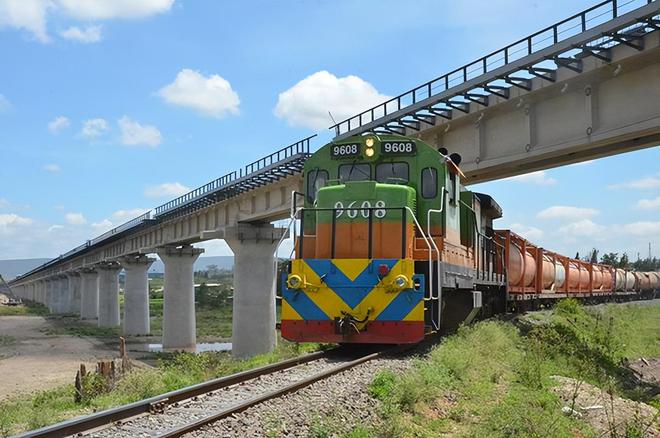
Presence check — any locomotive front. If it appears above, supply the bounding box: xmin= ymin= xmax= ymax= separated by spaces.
xmin=281 ymin=135 xmax=431 ymax=343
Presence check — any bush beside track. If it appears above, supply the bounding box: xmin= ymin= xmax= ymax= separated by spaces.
xmin=369 ymin=300 xmax=659 ymax=437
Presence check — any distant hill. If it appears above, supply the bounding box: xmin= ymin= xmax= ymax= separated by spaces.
xmin=0 ymin=256 xmax=234 ymax=280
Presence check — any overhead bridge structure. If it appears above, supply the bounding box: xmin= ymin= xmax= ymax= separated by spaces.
xmin=9 ymin=0 xmax=660 ymax=357
xmin=331 ymin=0 xmax=660 ymax=183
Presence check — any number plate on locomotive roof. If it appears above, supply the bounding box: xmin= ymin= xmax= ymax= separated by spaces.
xmin=331 ymin=143 xmax=361 ymax=158
xmin=381 ymin=141 xmax=416 ymax=155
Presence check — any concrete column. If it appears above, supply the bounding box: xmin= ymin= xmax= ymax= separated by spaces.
xmin=80 ymin=269 xmax=99 ymax=320
xmin=97 ymin=262 xmax=121 ymax=328
xmin=120 ymin=255 xmax=155 ymax=336
xmin=45 ymin=279 xmax=56 ymax=312
xmin=225 ymin=224 xmax=286 ymax=358
xmin=157 ymin=245 xmax=203 ymax=351
xmin=65 ymin=272 xmax=82 ymax=314
xmin=58 ymin=276 xmax=71 ymax=313
xmin=37 ymin=280 xmax=46 ymax=304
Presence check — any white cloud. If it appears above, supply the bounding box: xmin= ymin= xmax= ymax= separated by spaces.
xmin=636 ymin=196 xmax=660 ymax=210
xmin=0 ymin=0 xmax=52 ymax=42
xmin=608 ymin=174 xmax=660 ymax=190
xmin=64 ymin=212 xmax=86 ymax=225
xmin=60 ymin=24 xmax=101 ymax=43
xmin=144 ymin=182 xmax=190 ymax=198
xmin=43 ymin=163 xmax=61 ymax=173
xmin=56 ymin=0 xmax=174 ymax=20
xmin=558 ymin=219 xmax=606 ymax=238
xmin=506 ymin=170 xmax=557 ymax=186
xmin=118 ymin=116 xmax=162 ymax=147
xmin=157 ymin=69 xmax=240 ymax=119
xmin=619 ymin=221 xmax=660 ymax=237
xmin=0 ymin=213 xmax=33 ymax=228
xmin=509 ymin=223 xmax=544 ymax=241
xmin=48 ymin=115 xmax=70 ymax=133
xmin=274 ymin=70 xmax=390 ymax=130
xmin=0 ymin=0 xmax=174 ymax=43
xmin=81 ymin=118 xmax=109 ymax=139
xmin=537 ymin=206 xmax=599 ymax=221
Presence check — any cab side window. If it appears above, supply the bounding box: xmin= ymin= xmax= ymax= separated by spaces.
xmin=421 ymin=167 xmax=437 ymax=199
xmin=307 ymin=169 xmax=328 ymax=203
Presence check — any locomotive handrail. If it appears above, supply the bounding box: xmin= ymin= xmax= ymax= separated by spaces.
xmin=293 ymin=206 xmax=435 ymax=263
xmin=426 ymin=187 xmax=446 ymax=332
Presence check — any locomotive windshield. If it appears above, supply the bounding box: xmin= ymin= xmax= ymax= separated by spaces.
xmin=338 ymin=163 xmax=370 ymax=182
xmin=376 ymin=162 xmax=409 ymax=184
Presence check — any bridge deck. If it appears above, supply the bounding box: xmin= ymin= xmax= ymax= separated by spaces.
xmin=330 ymin=0 xmax=659 ymax=140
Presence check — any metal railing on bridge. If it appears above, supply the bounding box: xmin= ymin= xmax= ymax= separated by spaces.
xmin=330 ymin=0 xmax=659 ymax=139
xmin=153 ymin=135 xmax=315 ymax=220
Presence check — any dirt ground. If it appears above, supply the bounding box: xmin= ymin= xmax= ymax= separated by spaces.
xmin=0 ymin=315 xmax=119 ymax=401
xmin=551 ymin=375 xmax=659 ymax=437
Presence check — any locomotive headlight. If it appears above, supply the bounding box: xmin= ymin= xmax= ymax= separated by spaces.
xmin=287 ymin=275 xmax=303 ymax=289
xmin=393 ymin=275 xmax=409 ymax=290
xmin=364 ymin=136 xmax=376 ymax=157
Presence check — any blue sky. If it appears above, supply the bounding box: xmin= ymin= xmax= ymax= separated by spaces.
xmin=0 ymin=0 xmax=658 ymax=261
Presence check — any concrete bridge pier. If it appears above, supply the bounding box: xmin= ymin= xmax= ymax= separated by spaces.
xmin=57 ymin=276 xmax=70 ymax=314
xmin=157 ymin=245 xmax=203 ymax=351
xmin=121 ymin=255 xmax=155 ymax=336
xmin=66 ymin=272 xmax=81 ymax=314
xmin=97 ymin=262 xmax=121 ymax=328
xmin=225 ymin=224 xmax=287 ymax=358
xmin=45 ymin=279 xmax=56 ymax=312
xmin=80 ymin=269 xmax=99 ymax=320
xmin=35 ymin=280 xmax=45 ymax=305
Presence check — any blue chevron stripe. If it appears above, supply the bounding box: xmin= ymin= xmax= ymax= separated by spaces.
xmin=376 ymin=275 xmax=425 ymax=321
xmin=281 ymin=275 xmax=329 ymax=320
xmin=304 ymin=259 xmax=398 ymax=309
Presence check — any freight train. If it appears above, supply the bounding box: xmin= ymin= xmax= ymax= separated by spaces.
xmin=280 ymin=134 xmax=659 ymax=344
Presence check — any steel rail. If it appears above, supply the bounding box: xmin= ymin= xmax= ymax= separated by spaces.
xmin=13 ymin=349 xmax=336 ymax=438
xmin=154 ymin=346 xmax=403 ymax=438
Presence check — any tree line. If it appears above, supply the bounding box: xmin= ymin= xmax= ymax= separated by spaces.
xmin=577 ymin=249 xmax=660 ymax=271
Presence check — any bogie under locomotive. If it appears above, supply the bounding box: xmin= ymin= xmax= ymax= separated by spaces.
xmin=280 ymin=135 xmax=658 ymax=344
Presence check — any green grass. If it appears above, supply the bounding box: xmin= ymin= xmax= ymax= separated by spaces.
xmin=0 ymin=335 xmax=16 ymax=347
xmin=0 ymin=302 xmax=49 ymax=316
xmin=0 ymin=338 xmax=327 ymax=437
xmin=370 ymin=300 xmax=660 ymax=437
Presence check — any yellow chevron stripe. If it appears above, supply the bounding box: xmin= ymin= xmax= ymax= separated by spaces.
xmin=281 ymin=299 xmax=303 ymax=320
xmin=294 ymin=259 xmax=352 ymax=319
xmin=403 ymin=300 xmax=424 ymax=321
xmin=289 ymin=258 xmax=422 ymax=323
xmin=331 ymin=259 xmax=370 ymax=282
xmin=361 ymin=260 xmax=406 ymax=320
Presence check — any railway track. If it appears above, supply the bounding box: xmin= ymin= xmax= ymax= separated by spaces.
xmin=15 ymin=345 xmax=399 ymax=438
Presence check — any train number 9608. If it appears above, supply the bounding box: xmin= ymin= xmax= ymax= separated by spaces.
xmin=331 ymin=143 xmax=360 ymax=158
xmin=381 ymin=141 xmax=416 ymax=155
xmin=334 ymin=200 xmax=386 ymax=219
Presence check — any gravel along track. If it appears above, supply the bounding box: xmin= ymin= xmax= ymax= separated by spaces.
xmin=85 ymin=350 xmax=398 ymax=438
xmin=184 ymin=353 xmax=415 ymax=438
